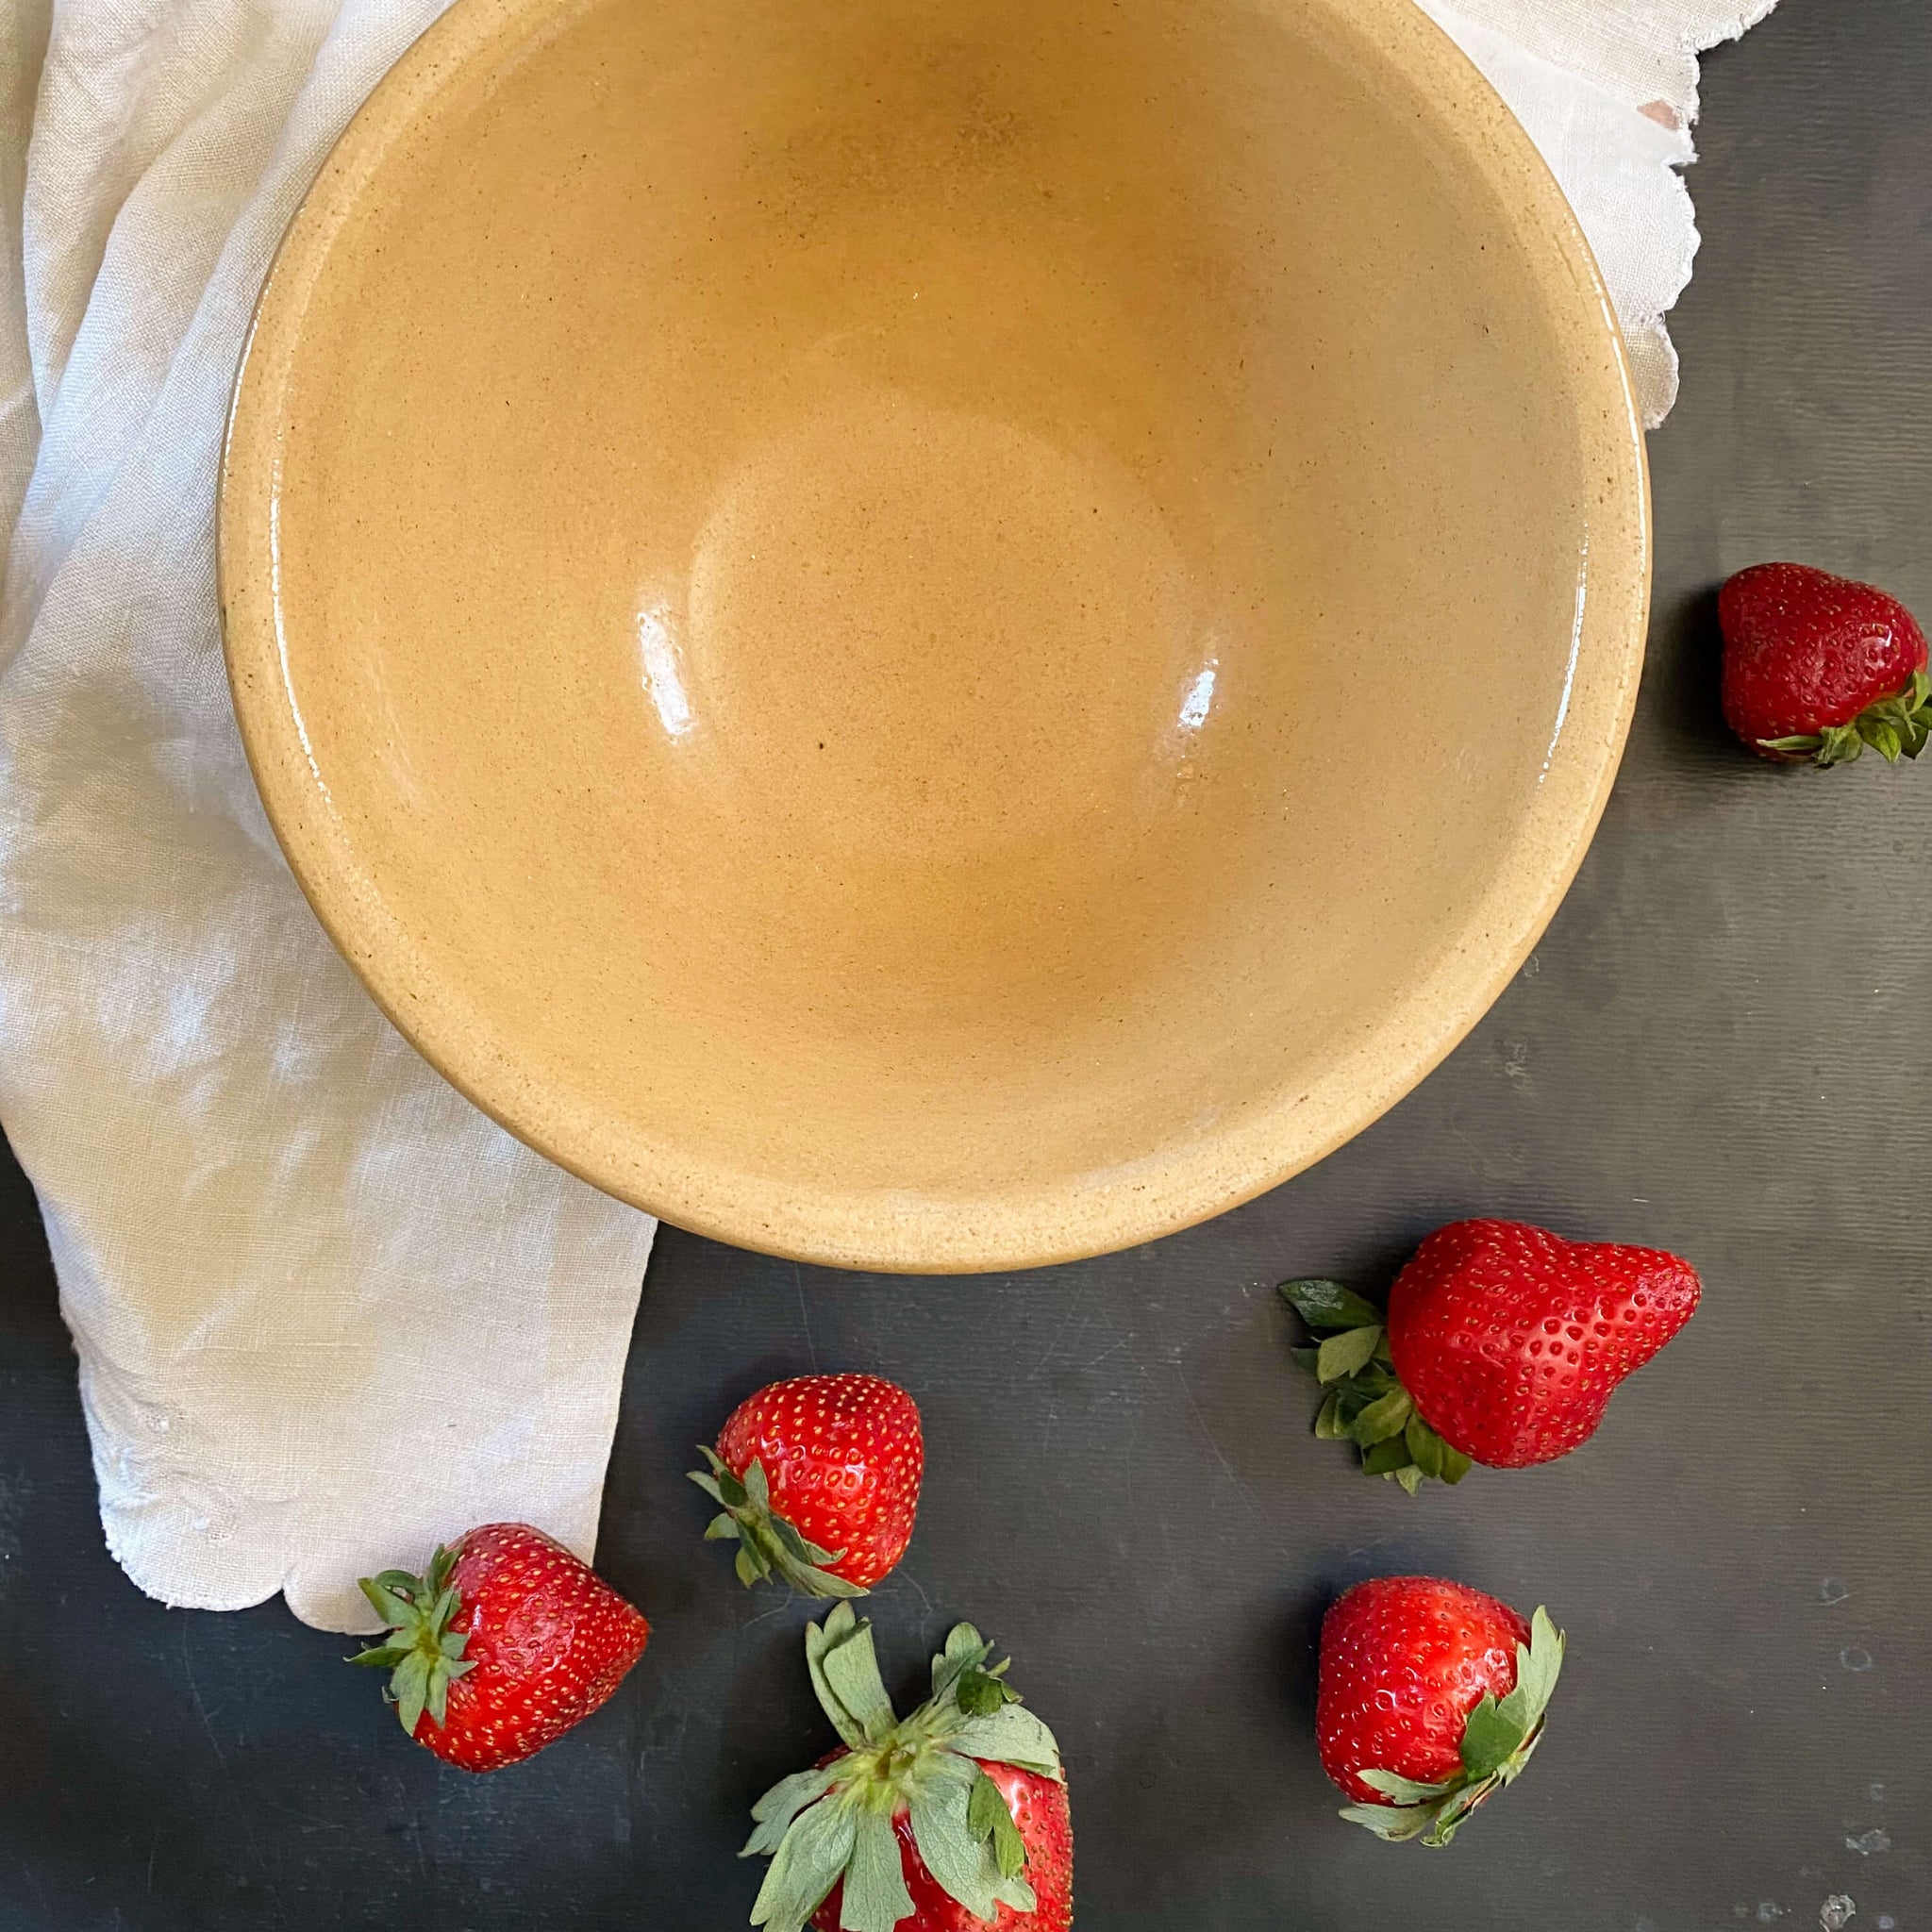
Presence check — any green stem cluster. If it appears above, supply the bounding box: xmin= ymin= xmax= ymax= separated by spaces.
xmin=1761 ymin=667 xmax=1932 ymax=766
xmin=1278 ymin=1280 xmax=1472 ymax=1491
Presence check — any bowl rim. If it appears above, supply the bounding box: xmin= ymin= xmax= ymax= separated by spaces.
xmin=219 ymin=0 xmax=1652 ymax=1274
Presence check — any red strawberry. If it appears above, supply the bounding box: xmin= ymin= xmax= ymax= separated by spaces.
xmin=1317 ymin=1576 xmax=1564 ymax=1846
xmin=746 ymin=1605 xmax=1072 ymax=1932
xmin=1282 ymin=1218 xmax=1699 ymax=1484
xmin=809 ymin=1759 xmax=1072 ymax=1932
xmin=350 ymin=1523 xmax=648 ymax=1772
xmin=1719 ymin=562 xmax=1930 ymax=765
xmin=691 ymin=1373 xmax=923 ymax=1595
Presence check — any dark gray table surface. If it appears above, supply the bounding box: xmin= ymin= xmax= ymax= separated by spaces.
xmin=3 ymin=3 xmax=1929 ymax=1927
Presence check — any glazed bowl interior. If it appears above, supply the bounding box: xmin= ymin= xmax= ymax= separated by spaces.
xmin=221 ymin=0 xmax=1647 ymax=1271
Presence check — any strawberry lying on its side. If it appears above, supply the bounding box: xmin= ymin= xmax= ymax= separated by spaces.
xmin=350 ymin=1523 xmax=648 ymax=1772
xmin=1720 ymin=562 xmax=1930 ymax=766
xmin=1283 ymin=1219 xmax=1700 ymax=1487
xmin=745 ymin=1604 xmax=1072 ymax=1932
xmin=692 ymin=1373 xmax=923 ymax=1596
xmin=1318 ymin=1575 xmax=1565 ymax=1846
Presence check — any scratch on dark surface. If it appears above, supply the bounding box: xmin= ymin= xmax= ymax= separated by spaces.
xmin=262 ymin=1801 xmax=347 ymax=1836
xmin=144 ymin=1826 xmax=158 ymax=1893
xmin=896 ymin=1568 xmax=935 ymax=1624
xmin=792 ymin=1262 xmax=821 ymax=1372
xmin=17 ymin=1857 xmax=48 ymax=1929
xmin=1175 ymin=1362 xmax=1263 ymax=1526
xmin=1031 ymin=1282 xmax=1091 ymax=1378
xmin=180 ymin=1620 xmax=226 ymax=1768
xmin=180 ymin=1622 xmax=287 ymax=1918
xmin=1341 ymin=1529 xmax=1403 ymax=1565
xmin=1078 ymin=1337 xmax=1126 ymax=1374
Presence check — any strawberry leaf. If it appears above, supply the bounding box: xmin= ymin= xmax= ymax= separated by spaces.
xmin=1500 ymin=1607 xmax=1565 ymax=1733
xmin=841 ymin=1807 xmax=914 ymax=1932
xmin=1457 ymin=1694 xmax=1526 ymax=1779
xmin=908 ymin=1774 xmax=1006 ymax=1921
xmin=743 ymin=1764 xmax=846 ymax=1859
xmin=948 ymin=1704 xmax=1064 ymax=1780
xmin=956 ymin=1666 xmax=1017 ymax=1717
xmin=749 ymin=1790 xmax=857 ymax=1932
xmin=806 ymin=1605 xmax=893 ymax=1747
xmin=1340 ymin=1802 xmax=1437 ymax=1842
xmin=1863 ymin=716 xmax=1904 ymax=761
xmin=1279 ymin=1279 xmax=1384 ymax=1331
xmin=1360 ymin=1436 xmax=1412 ymax=1475
xmin=967 ymin=1770 xmax=1029 ymax=1880
xmin=358 ymin=1578 xmax=418 ymax=1629
xmin=930 ymin=1624 xmax=991 ymax=1704
xmin=1348 ymin=1387 xmax=1413 ymax=1445
xmin=391 ymin=1651 xmax=431 ymax=1736
xmin=1318 ymin=1324 xmax=1382 ymax=1382
xmin=1357 ymin=1769 xmax=1455 ymax=1804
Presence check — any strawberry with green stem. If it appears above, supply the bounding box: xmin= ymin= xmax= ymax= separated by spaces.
xmin=692 ymin=1373 xmax=923 ymax=1598
xmin=744 ymin=1603 xmax=1073 ymax=1932
xmin=1318 ymin=1575 xmax=1565 ymax=1846
xmin=349 ymin=1523 xmax=649 ymax=1772
xmin=1282 ymin=1220 xmax=1700 ymax=1489
xmin=1720 ymin=562 xmax=1930 ymax=766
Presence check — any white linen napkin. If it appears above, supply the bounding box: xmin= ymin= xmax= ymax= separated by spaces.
xmin=0 ymin=0 xmax=1774 ymax=1635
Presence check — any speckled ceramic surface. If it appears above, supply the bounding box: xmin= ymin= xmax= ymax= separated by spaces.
xmin=220 ymin=0 xmax=1650 ymax=1273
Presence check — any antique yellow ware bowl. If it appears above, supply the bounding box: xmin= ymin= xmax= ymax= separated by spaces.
xmin=221 ymin=0 xmax=1648 ymax=1271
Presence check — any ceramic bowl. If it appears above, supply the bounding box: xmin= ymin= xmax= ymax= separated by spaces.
xmin=221 ymin=0 xmax=1648 ymax=1272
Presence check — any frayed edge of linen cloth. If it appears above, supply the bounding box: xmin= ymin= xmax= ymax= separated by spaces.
xmin=1417 ymin=0 xmax=1781 ymax=426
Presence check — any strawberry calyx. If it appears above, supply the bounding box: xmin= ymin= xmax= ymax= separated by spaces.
xmin=1279 ymin=1280 xmax=1472 ymax=1491
xmin=690 ymin=1445 xmax=867 ymax=1599
xmin=745 ymin=1604 xmax=1063 ymax=1932
xmin=346 ymin=1544 xmax=477 ymax=1736
xmin=1340 ymin=1607 xmax=1565 ymax=1847
xmin=1759 ymin=667 xmax=1932 ymax=766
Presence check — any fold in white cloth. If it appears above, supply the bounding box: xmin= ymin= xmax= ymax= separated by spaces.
xmin=0 ymin=0 xmax=1773 ymax=1634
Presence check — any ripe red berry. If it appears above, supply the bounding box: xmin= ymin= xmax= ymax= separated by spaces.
xmin=351 ymin=1523 xmax=648 ymax=1773
xmin=691 ymin=1373 xmax=923 ymax=1594
xmin=1317 ymin=1576 xmax=1564 ymax=1846
xmin=1283 ymin=1219 xmax=1700 ymax=1483
xmin=1720 ymin=562 xmax=1929 ymax=765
